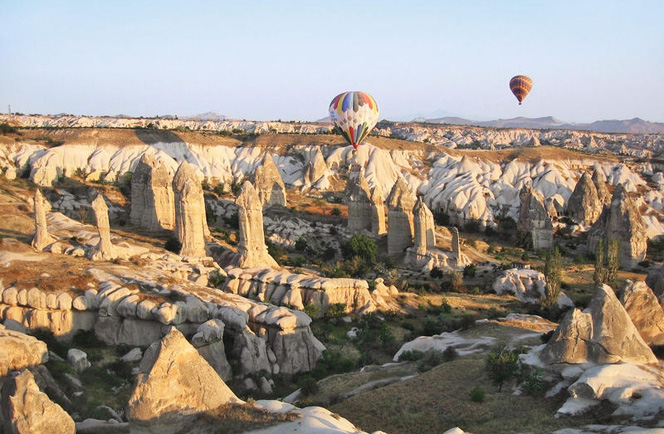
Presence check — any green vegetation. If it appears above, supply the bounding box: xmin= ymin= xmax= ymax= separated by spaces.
xmin=485 ymin=346 xmax=520 ymax=392
xmin=594 ymin=239 xmax=620 ymax=288
xmin=469 ymin=386 xmax=486 ymax=403
xmin=543 ymin=247 xmax=562 ymax=307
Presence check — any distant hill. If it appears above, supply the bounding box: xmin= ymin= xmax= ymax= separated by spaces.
xmin=423 ymin=116 xmax=664 ymax=134
xmin=181 ymin=112 xmax=229 ymax=121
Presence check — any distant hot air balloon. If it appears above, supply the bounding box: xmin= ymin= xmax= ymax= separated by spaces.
xmin=509 ymin=75 xmax=533 ymax=105
xmin=329 ymin=91 xmax=380 ymax=150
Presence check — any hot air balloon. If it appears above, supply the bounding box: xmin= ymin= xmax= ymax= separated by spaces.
xmin=329 ymin=91 xmax=380 ymax=150
xmin=509 ymin=75 xmax=533 ymax=105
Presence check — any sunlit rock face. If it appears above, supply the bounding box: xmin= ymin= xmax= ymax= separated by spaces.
xmin=89 ymin=194 xmax=116 ymax=261
xmin=517 ymin=184 xmax=553 ymax=250
xmin=232 ymin=181 xmax=279 ymax=269
xmin=587 ymin=184 xmax=648 ymax=269
xmin=253 ymin=154 xmax=287 ymax=209
xmin=541 ymin=285 xmax=657 ymax=365
xmin=173 ymin=161 xmax=208 ymax=258
xmin=567 ymin=171 xmax=602 ymax=226
xmin=31 ymin=189 xmax=55 ymax=251
xmin=387 ymin=177 xmax=416 ymax=256
xmin=131 ymin=153 xmax=175 ymax=231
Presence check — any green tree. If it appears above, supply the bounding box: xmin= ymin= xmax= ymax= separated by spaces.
xmin=606 ymin=239 xmax=620 ymax=288
xmin=486 ymin=346 xmax=520 ymax=392
xmin=593 ymin=239 xmax=606 ymax=286
xmin=543 ymin=247 xmax=562 ymax=307
xmin=341 ymin=234 xmax=378 ymax=265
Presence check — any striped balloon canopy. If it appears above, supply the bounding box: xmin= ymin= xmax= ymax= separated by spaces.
xmin=329 ymin=91 xmax=380 ymax=149
xmin=509 ymin=75 xmax=533 ymax=105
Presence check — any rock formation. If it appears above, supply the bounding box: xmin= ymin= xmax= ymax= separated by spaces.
xmin=387 ymin=177 xmax=416 ymax=256
xmin=493 ymin=268 xmax=574 ymax=308
xmin=1 ymin=369 xmax=75 ymax=434
xmin=253 ymin=154 xmax=287 ymax=209
xmin=0 ymin=325 xmax=48 ymax=376
xmin=30 ymin=189 xmax=56 ymax=251
xmin=232 ymin=181 xmax=279 ymax=268
xmin=89 ymin=194 xmax=116 ymax=261
xmin=450 ymin=227 xmax=469 ymax=267
xmin=130 ymin=153 xmax=175 ymax=231
xmin=347 ymin=169 xmax=373 ymax=234
xmin=645 ymin=265 xmax=664 ymax=299
xmin=412 ymin=196 xmax=435 ymax=255
xmin=191 ymin=319 xmax=232 ymax=380
xmin=370 ymin=184 xmax=387 ymax=235
xmin=567 ymin=172 xmax=602 ymax=226
xmin=592 ymin=169 xmax=612 ymax=205
xmin=541 ymin=284 xmax=657 ymax=365
xmin=303 ymin=148 xmax=328 ymax=186
xmin=173 ymin=161 xmax=207 ymax=257
xmin=587 ymin=184 xmax=647 ymax=269
xmin=517 ymin=184 xmax=553 ymax=250
xmin=127 ymin=327 xmax=242 ymax=432
xmin=619 ymin=280 xmax=664 ymax=346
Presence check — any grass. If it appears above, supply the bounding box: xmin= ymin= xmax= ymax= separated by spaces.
xmin=330 ymin=355 xmax=619 ymax=434
xmin=175 ymin=403 xmax=300 ymax=434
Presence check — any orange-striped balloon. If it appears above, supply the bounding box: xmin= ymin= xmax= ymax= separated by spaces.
xmin=509 ymin=75 xmax=533 ymax=105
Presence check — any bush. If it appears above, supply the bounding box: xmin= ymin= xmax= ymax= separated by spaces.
xmin=521 ymin=366 xmax=546 ymax=396
xmin=326 ymin=303 xmax=347 ymax=318
xmin=464 ymin=219 xmax=481 ymax=233
xmin=341 ymin=234 xmax=378 ymax=265
xmin=331 ymin=207 xmax=341 ymax=217
xmin=295 ymin=237 xmax=309 ymax=252
xmin=303 ymin=302 xmax=320 ymax=319
xmin=463 ymin=263 xmax=477 ymax=277
xmin=430 ymin=266 xmax=444 ymax=278
xmin=164 ymin=236 xmax=182 ymax=253
xmin=486 ymin=346 xmax=520 ymax=392
xmin=416 ymin=348 xmax=456 ymax=372
xmin=469 ymin=386 xmax=486 ymax=403
xmin=398 ymin=350 xmax=425 ymax=362
xmin=73 ymin=329 xmax=104 ymax=348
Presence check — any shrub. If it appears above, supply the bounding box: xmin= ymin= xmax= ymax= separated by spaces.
xmin=486 ymin=346 xmax=520 ymax=392
xmin=208 ymin=270 xmax=226 ymax=288
xmin=298 ymin=375 xmax=319 ymax=397
xmin=295 ymin=237 xmax=309 ymax=252
xmin=398 ymin=350 xmax=425 ymax=362
xmin=543 ymin=247 xmax=562 ymax=307
xmin=331 ymin=207 xmax=341 ymax=217
xmin=463 ymin=263 xmax=477 ymax=277
xmin=469 ymin=386 xmax=486 ymax=403
xmin=464 ymin=219 xmax=481 ymax=233
xmin=106 ymin=360 xmax=133 ymax=383
xmin=303 ymin=302 xmax=320 ymax=319
xmin=164 ymin=236 xmax=182 ymax=253
xmin=430 ymin=266 xmax=444 ymax=278
xmin=416 ymin=348 xmax=456 ymax=372
xmin=73 ymin=329 xmax=104 ymax=348
xmin=521 ymin=366 xmax=546 ymax=396
xmin=341 ymin=234 xmax=378 ymax=265
xmin=326 ymin=303 xmax=347 ymax=318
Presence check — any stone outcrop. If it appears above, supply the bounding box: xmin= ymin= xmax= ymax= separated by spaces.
xmin=517 ymin=184 xmax=553 ymax=250
xmin=412 ymin=196 xmax=435 ymax=254
xmin=619 ymin=280 xmax=664 ymax=346
xmin=0 ymin=325 xmax=48 ymax=376
xmin=645 ymin=265 xmax=664 ymax=299
xmin=30 ymin=166 xmax=58 ymax=187
xmin=191 ymin=319 xmax=232 ymax=380
xmin=347 ymin=169 xmax=373 ymax=234
xmin=130 ymin=153 xmax=175 ymax=231
xmin=253 ymin=154 xmax=287 ymax=208
xmin=173 ymin=162 xmax=208 ymax=257
xmin=592 ymin=169 xmax=612 ymax=205
xmin=232 ymin=181 xmax=279 ymax=269
xmin=127 ymin=327 xmax=241 ymax=432
xmin=31 ymin=189 xmax=56 ymax=251
xmin=89 ymin=194 xmax=116 ymax=261
xmin=567 ymin=172 xmax=602 ymax=226
xmin=587 ymin=184 xmax=648 ymax=269
xmin=387 ymin=177 xmax=416 ymax=256
xmin=493 ymin=268 xmax=574 ymax=308
xmin=223 ymin=267 xmax=384 ymax=315
xmin=541 ymin=285 xmax=657 ymax=365
xmin=303 ymin=148 xmax=328 ymax=186
xmin=370 ymin=184 xmax=387 ymax=235
xmin=1 ymin=369 xmax=75 ymax=434
xmin=450 ymin=227 xmax=469 ymax=266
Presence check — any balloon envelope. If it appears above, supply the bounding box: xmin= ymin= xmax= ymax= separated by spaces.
xmin=509 ymin=75 xmax=533 ymax=105
xmin=329 ymin=91 xmax=380 ymax=149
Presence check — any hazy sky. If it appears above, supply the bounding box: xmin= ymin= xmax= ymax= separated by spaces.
xmin=1 ymin=1 xmax=662 ymax=123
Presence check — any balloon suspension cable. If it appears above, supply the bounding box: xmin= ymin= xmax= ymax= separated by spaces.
xmin=519 ymin=102 xmax=522 ymax=105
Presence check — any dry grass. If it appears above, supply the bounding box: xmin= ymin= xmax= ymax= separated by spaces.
xmin=330 ymin=355 xmax=618 ymax=434
xmin=175 ymin=403 xmax=300 ymax=434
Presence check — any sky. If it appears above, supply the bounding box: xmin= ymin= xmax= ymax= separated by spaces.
xmin=1 ymin=0 xmax=663 ymax=123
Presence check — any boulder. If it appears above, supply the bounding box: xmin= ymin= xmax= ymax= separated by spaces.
xmin=1 ymin=369 xmax=75 ymax=434
xmin=541 ymin=285 xmax=657 ymax=365
xmin=0 ymin=326 xmax=48 ymax=376
xmin=645 ymin=265 xmax=664 ymax=298
xmin=619 ymin=280 xmax=664 ymax=346
xmin=67 ymin=348 xmax=91 ymax=373
xmin=127 ymin=327 xmax=241 ymax=431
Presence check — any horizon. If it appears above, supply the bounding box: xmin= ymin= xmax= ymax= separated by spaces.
xmin=1 ymin=1 xmax=663 ymax=124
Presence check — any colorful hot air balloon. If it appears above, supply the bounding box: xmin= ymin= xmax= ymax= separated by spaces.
xmin=329 ymin=91 xmax=380 ymax=150
xmin=509 ymin=75 xmax=533 ymax=105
